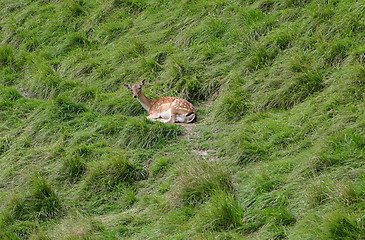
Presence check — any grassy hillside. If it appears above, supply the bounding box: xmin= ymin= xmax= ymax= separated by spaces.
xmin=0 ymin=0 xmax=364 ymax=239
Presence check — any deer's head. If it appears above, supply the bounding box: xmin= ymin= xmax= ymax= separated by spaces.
xmin=123 ymin=79 xmax=146 ymax=98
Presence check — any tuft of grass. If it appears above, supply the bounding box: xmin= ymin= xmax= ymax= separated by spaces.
xmin=0 ymin=66 xmax=20 ymax=86
xmin=27 ymin=174 xmax=63 ymax=220
xmin=2 ymin=220 xmax=40 ymax=240
xmin=308 ymin=129 xmax=365 ymax=174
xmin=239 ymin=206 xmax=296 ymax=237
xmin=324 ymin=210 xmax=365 ymax=240
xmin=0 ymin=44 xmax=15 ymax=67
xmin=212 ymin=87 xmax=251 ymax=121
xmin=0 ymin=136 xmax=11 ymax=155
xmin=84 ymin=155 xmax=145 ymax=193
xmin=54 ymin=96 xmax=87 ymax=121
xmin=203 ymin=190 xmax=244 ymax=231
xmin=62 ymin=33 xmax=90 ymax=53
xmin=0 ymin=230 xmax=19 ymax=240
xmin=122 ymin=187 xmax=139 ymax=208
xmin=2 ymin=174 xmax=63 ymax=222
xmin=1 ymin=86 xmax=23 ymax=102
xmin=173 ymin=76 xmax=204 ymax=101
xmin=36 ymin=211 xmax=106 ymax=240
xmin=291 ymin=208 xmax=365 ymax=240
xmin=263 ymin=50 xmax=326 ymax=110
xmin=245 ymin=43 xmax=279 ymax=71
xmin=151 ymin=157 xmax=170 ymax=176
xmin=24 ymin=73 xmax=63 ymax=100
xmin=322 ymin=38 xmax=352 ymax=66
xmin=95 ymin=115 xmax=127 ymax=135
xmin=306 ymin=177 xmax=363 ymax=208
xmin=221 ymin=121 xmax=274 ymax=164
xmin=113 ymin=0 xmax=147 ymax=14
xmin=118 ymin=117 xmax=183 ymax=149
xmin=61 ymin=155 xmax=86 ymax=183
xmin=93 ymin=91 xmax=145 ymax=116
xmin=254 ymin=172 xmax=282 ymax=194
xmin=173 ymin=158 xmax=234 ymax=206
xmin=65 ymin=0 xmax=86 ymax=17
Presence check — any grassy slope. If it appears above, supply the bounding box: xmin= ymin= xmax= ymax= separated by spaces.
xmin=0 ymin=0 xmax=364 ymax=239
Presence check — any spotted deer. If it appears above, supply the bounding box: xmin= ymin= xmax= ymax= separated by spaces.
xmin=123 ymin=79 xmax=197 ymax=123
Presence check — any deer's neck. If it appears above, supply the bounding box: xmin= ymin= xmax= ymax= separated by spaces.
xmin=137 ymin=90 xmax=153 ymax=112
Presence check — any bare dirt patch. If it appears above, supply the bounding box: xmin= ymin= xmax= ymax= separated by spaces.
xmin=179 ymin=123 xmax=218 ymax=161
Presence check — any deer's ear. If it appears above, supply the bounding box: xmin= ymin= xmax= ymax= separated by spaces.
xmin=141 ymin=79 xmax=146 ymax=86
xmin=123 ymin=84 xmax=132 ymax=90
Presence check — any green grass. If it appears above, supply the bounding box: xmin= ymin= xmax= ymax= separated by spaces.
xmin=202 ymin=190 xmax=245 ymax=231
xmin=172 ymin=157 xmax=234 ymax=206
xmin=0 ymin=0 xmax=364 ymax=239
xmin=84 ymin=155 xmax=145 ymax=192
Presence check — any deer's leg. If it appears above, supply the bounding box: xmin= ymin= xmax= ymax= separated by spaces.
xmin=167 ymin=113 xmax=176 ymax=123
xmin=168 ymin=102 xmax=179 ymax=123
xmin=147 ymin=113 xmax=159 ymax=121
xmin=158 ymin=118 xmax=169 ymax=123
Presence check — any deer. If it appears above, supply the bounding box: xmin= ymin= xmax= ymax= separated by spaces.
xmin=123 ymin=79 xmax=197 ymax=123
